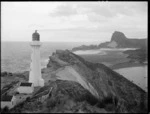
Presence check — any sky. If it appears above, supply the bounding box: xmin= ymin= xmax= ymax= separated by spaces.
xmin=1 ymin=2 xmax=148 ymax=43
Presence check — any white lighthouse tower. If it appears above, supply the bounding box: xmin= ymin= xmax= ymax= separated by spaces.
xmin=29 ymin=30 xmax=44 ymax=87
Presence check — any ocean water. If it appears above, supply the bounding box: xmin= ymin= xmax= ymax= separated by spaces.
xmin=1 ymin=41 xmax=98 ymax=73
xmin=115 ymin=66 xmax=147 ymax=92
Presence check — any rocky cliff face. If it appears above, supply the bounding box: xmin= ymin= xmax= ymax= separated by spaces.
xmin=45 ymin=50 xmax=147 ymax=113
xmin=111 ymin=31 xmax=127 ymax=42
xmin=110 ymin=31 xmax=147 ymax=48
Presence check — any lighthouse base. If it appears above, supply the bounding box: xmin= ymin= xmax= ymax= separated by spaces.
xmin=39 ymin=79 xmax=44 ymax=87
xmin=29 ymin=77 xmax=44 ymax=87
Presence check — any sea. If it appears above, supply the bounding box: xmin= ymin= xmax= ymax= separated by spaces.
xmin=115 ymin=66 xmax=147 ymax=92
xmin=1 ymin=41 xmax=99 ymax=73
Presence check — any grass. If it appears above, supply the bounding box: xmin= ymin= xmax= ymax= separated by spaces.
xmin=1 ymin=80 xmax=19 ymax=95
xmin=46 ymin=80 xmax=121 ymax=113
xmin=45 ymin=80 xmax=99 ymax=112
xmin=78 ymin=50 xmax=128 ymax=64
xmin=76 ymin=49 xmax=147 ymax=70
xmin=123 ymin=48 xmax=147 ymax=62
xmin=1 ymin=107 xmax=9 ymax=113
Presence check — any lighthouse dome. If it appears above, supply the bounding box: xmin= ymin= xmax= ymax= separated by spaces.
xmin=32 ymin=30 xmax=40 ymax=41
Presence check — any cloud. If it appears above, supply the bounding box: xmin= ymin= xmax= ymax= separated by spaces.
xmin=49 ymin=4 xmax=78 ymax=17
xmin=48 ymin=2 xmax=147 ymax=24
xmin=28 ymin=24 xmax=45 ymax=29
xmin=80 ymin=2 xmax=147 ymax=16
xmin=1 ymin=2 xmax=147 ymax=42
xmin=46 ymin=2 xmax=147 ymax=39
xmin=77 ymin=2 xmax=115 ymax=18
xmin=48 ymin=2 xmax=147 ymax=26
xmin=74 ymin=2 xmax=147 ymax=22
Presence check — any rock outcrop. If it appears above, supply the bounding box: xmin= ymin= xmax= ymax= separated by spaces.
xmin=111 ymin=31 xmax=127 ymax=42
xmin=72 ymin=31 xmax=147 ymax=51
xmin=45 ymin=50 xmax=147 ymax=113
xmin=110 ymin=31 xmax=147 ymax=48
xmin=72 ymin=45 xmax=98 ymax=51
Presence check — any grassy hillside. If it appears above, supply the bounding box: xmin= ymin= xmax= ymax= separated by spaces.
xmin=48 ymin=50 xmax=148 ymax=113
xmin=123 ymin=48 xmax=147 ymax=63
xmin=8 ymin=80 xmax=109 ymax=113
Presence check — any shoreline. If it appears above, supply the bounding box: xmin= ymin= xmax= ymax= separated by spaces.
xmin=110 ymin=62 xmax=147 ymax=70
xmin=73 ymin=48 xmax=138 ymax=55
xmin=112 ymin=62 xmax=147 ymax=92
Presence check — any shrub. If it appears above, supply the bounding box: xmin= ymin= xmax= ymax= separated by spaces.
xmin=1 ymin=72 xmax=7 ymax=77
xmin=1 ymin=106 xmax=9 ymax=113
xmin=96 ymin=100 xmax=105 ymax=108
xmin=15 ymin=92 xmax=19 ymax=95
xmin=8 ymin=73 xmax=13 ymax=76
xmin=46 ymin=98 xmax=57 ymax=109
xmin=105 ymin=104 xmax=115 ymax=111
xmin=26 ymin=97 xmax=31 ymax=101
xmin=108 ymin=80 xmax=113 ymax=86
xmin=85 ymin=94 xmax=98 ymax=106
xmin=102 ymin=95 xmax=113 ymax=105
xmin=97 ymin=95 xmax=118 ymax=110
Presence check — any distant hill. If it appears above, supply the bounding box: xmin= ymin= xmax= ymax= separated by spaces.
xmin=123 ymin=48 xmax=147 ymax=63
xmin=72 ymin=31 xmax=147 ymax=51
xmin=109 ymin=31 xmax=147 ymax=48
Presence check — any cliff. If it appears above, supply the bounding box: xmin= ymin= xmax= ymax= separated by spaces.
xmin=109 ymin=31 xmax=147 ymax=48
xmin=1 ymin=50 xmax=147 ymax=113
xmin=72 ymin=31 xmax=147 ymax=51
xmin=46 ymin=50 xmax=147 ymax=113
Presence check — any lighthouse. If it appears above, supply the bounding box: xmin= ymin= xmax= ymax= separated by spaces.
xmin=29 ymin=30 xmax=44 ymax=87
